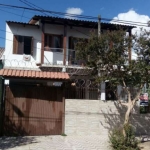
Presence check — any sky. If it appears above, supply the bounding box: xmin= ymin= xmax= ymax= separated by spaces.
xmin=0 ymin=0 xmax=150 ymax=48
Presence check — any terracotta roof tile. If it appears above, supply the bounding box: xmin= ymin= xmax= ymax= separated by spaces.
xmin=31 ymin=70 xmax=35 ymax=77
xmin=43 ymin=72 xmax=47 ymax=78
xmin=0 ymin=69 xmax=69 ymax=80
xmin=39 ymin=71 xmax=43 ymax=78
xmin=35 ymin=71 xmax=39 ymax=78
xmin=16 ymin=70 xmax=20 ymax=76
xmin=24 ymin=70 xmax=28 ymax=77
xmin=20 ymin=70 xmax=24 ymax=77
xmin=8 ymin=69 xmax=12 ymax=76
xmin=12 ymin=70 xmax=16 ymax=76
xmin=3 ymin=69 xmax=8 ymax=76
xmin=50 ymin=72 xmax=54 ymax=78
xmin=28 ymin=70 xmax=32 ymax=77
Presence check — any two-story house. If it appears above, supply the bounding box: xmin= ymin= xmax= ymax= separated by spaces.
xmin=0 ymin=15 xmax=134 ymax=136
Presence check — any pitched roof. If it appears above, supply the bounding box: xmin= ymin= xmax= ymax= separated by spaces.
xmin=0 ymin=69 xmax=69 ymax=80
xmin=0 ymin=47 xmax=4 ymax=59
xmin=6 ymin=21 xmax=39 ymax=27
xmin=29 ymin=15 xmax=135 ymax=31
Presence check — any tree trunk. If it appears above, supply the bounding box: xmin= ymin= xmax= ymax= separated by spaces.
xmin=123 ymin=102 xmax=134 ymax=136
xmin=124 ymin=106 xmax=131 ymax=125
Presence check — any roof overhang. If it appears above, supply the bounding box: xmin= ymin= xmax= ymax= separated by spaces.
xmin=0 ymin=69 xmax=70 ymax=80
xmin=6 ymin=21 xmax=40 ymax=28
xmin=29 ymin=15 xmax=135 ymax=31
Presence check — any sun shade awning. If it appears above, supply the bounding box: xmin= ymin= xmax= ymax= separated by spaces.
xmin=0 ymin=69 xmax=69 ymax=80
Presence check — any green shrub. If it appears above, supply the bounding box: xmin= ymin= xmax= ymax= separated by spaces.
xmin=61 ymin=133 xmax=67 ymax=136
xmin=109 ymin=124 xmax=140 ymax=150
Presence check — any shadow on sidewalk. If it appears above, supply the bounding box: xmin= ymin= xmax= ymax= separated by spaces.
xmin=0 ymin=136 xmax=38 ymax=149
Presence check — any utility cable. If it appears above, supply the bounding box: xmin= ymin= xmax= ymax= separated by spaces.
xmin=0 ymin=3 xmax=149 ymax=27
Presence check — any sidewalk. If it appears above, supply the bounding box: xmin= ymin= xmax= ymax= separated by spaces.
xmin=0 ymin=135 xmax=111 ymax=150
xmin=139 ymin=141 xmax=150 ymax=150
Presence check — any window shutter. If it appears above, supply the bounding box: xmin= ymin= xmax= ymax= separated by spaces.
xmin=31 ymin=37 xmax=33 ymax=55
xmin=13 ymin=35 xmax=18 ymax=54
xmin=69 ymin=36 xmax=73 ymax=49
xmin=49 ymin=35 xmax=53 ymax=48
xmin=17 ymin=36 xmax=24 ymax=54
xmin=60 ymin=35 xmax=63 ymax=50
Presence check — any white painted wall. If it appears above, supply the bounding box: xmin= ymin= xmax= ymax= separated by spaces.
xmin=44 ymin=24 xmax=93 ymax=64
xmin=3 ymin=22 xmax=97 ymax=68
xmin=4 ymin=23 xmax=41 ymax=68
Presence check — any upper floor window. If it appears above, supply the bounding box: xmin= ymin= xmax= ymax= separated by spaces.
xmin=13 ymin=35 xmax=33 ymax=55
xmin=44 ymin=34 xmax=63 ymax=52
xmin=69 ymin=37 xmax=87 ymax=65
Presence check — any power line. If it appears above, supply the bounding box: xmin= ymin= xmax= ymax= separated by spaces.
xmin=0 ymin=3 xmax=149 ymax=27
xmin=0 ymin=5 xmax=91 ymax=38
xmin=0 ymin=8 xmax=30 ymax=19
xmin=19 ymin=0 xmax=48 ymax=16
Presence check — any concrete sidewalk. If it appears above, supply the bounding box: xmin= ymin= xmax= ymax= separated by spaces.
xmin=0 ymin=135 xmax=111 ymax=150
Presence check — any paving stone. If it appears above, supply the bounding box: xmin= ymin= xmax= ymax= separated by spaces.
xmin=0 ymin=135 xmax=111 ymax=150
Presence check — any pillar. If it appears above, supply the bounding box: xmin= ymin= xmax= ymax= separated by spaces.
xmin=101 ymin=81 xmax=106 ymax=100
xmin=63 ymin=25 xmax=67 ymax=65
xmin=41 ymin=22 xmax=45 ymax=64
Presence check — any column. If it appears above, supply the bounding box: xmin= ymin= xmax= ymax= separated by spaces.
xmin=101 ymin=81 xmax=106 ymax=100
xmin=63 ymin=25 xmax=67 ymax=65
xmin=41 ymin=21 xmax=45 ymax=64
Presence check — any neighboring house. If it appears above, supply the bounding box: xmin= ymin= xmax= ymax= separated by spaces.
xmin=0 ymin=47 xmax=4 ymax=58
xmin=0 ymin=15 xmax=134 ymax=136
xmin=0 ymin=47 xmax=4 ymax=69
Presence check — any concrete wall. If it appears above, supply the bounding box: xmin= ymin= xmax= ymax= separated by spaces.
xmin=65 ymin=99 xmax=150 ymax=136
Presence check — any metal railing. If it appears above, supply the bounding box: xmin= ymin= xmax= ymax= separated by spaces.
xmin=65 ymin=87 xmax=98 ymax=100
xmin=44 ymin=47 xmax=85 ymax=66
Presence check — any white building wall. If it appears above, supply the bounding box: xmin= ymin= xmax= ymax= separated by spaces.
xmin=44 ymin=24 xmax=93 ymax=65
xmin=4 ymin=24 xmax=41 ymax=68
xmin=4 ymin=22 xmax=97 ymax=68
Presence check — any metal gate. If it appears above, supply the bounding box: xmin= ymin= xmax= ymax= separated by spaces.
xmin=3 ymin=84 xmax=64 ymax=136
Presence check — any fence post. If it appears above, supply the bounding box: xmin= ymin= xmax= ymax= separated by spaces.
xmin=85 ymin=80 xmax=89 ymax=99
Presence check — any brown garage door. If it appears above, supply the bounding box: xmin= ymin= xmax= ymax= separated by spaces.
xmin=4 ymin=84 xmax=64 ymax=136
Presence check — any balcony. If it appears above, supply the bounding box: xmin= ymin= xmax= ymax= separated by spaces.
xmin=43 ymin=48 xmax=85 ymax=66
xmin=44 ymin=48 xmax=65 ymax=65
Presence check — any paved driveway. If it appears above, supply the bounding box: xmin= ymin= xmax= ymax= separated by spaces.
xmin=0 ymin=135 xmax=110 ymax=150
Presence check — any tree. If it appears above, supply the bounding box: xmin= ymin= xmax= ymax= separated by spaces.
xmin=76 ymin=29 xmax=150 ymax=136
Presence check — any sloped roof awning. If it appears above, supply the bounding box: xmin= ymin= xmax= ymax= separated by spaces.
xmin=0 ymin=69 xmax=69 ymax=80
xmin=29 ymin=15 xmax=135 ymax=30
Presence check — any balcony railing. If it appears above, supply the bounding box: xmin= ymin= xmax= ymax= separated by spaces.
xmin=44 ymin=48 xmax=85 ymax=66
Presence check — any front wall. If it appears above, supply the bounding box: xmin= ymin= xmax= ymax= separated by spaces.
xmin=4 ymin=85 xmax=64 ymax=136
xmin=4 ymin=23 xmax=96 ymax=67
xmin=5 ymin=24 xmax=41 ymax=65
xmin=65 ymin=99 xmax=150 ymax=136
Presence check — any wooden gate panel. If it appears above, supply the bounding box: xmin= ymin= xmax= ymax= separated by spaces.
xmin=4 ymin=85 xmax=63 ymax=136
